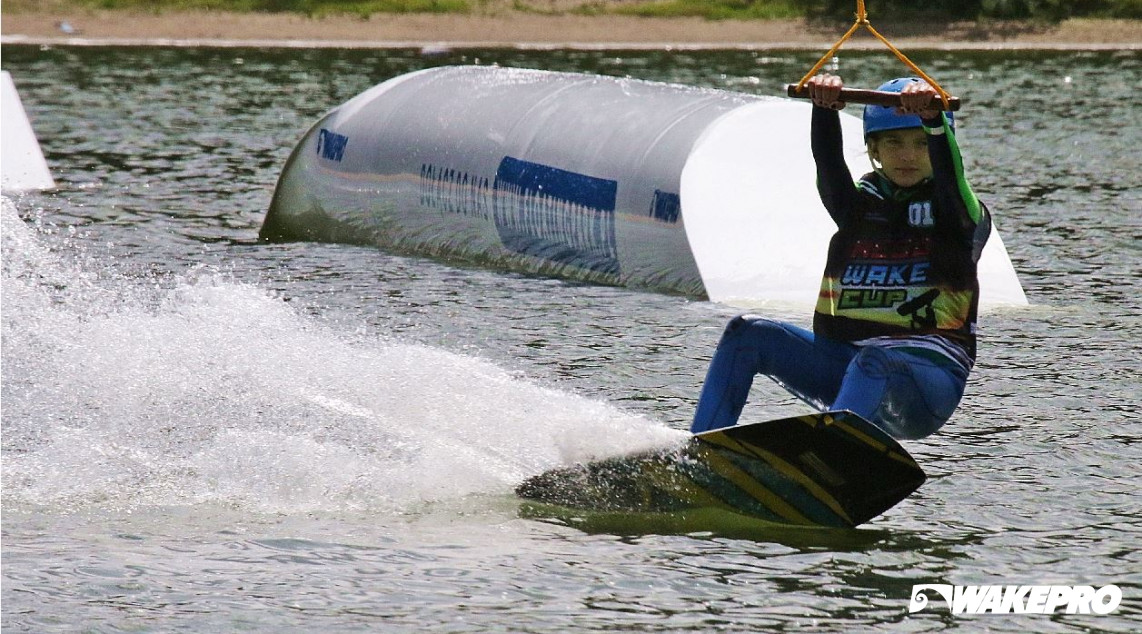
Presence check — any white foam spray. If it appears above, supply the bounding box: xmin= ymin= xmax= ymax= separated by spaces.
xmin=1 ymin=198 xmax=684 ymax=514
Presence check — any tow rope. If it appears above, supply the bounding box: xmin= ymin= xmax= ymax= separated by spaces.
xmin=785 ymin=0 xmax=959 ymax=111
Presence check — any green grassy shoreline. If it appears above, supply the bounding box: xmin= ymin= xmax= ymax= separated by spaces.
xmin=9 ymin=0 xmax=1141 ymax=21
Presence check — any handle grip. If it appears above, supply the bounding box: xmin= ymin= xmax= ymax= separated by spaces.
xmin=785 ymin=84 xmax=961 ymax=111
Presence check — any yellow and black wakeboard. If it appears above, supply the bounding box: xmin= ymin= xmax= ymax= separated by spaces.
xmin=516 ymin=410 xmax=925 ymax=529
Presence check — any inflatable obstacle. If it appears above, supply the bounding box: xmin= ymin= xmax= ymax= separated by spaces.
xmin=261 ymin=66 xmax=1026 ymax=306
xmin=1 ymin=71 xmax=55 ymax=192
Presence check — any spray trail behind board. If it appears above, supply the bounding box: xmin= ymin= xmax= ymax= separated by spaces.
xmin=1 ymin=199 xmax=684 ymax=515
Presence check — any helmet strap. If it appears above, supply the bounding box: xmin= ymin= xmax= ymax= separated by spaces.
xmin=867 ymin=139 xmax=882 ymax=170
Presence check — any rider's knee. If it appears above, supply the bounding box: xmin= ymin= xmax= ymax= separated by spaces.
xmin=723 ymin=314 xmax=771 ymax=337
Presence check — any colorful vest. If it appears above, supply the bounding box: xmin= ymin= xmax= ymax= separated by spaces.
xmin=810 ymin=108 xmax=991 ymax=367
xmin=813 ymin=173 xmax=985 ymax=364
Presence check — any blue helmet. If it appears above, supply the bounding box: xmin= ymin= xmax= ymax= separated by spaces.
xmin=863 ymin=77 xmax=954 ymax=139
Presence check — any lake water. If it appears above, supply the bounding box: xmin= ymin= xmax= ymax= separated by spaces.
xmin=2 ymin=44 xmax=1140 ymax=632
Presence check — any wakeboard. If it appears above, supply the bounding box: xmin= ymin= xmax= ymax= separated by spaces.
xmin=516 ymin=410 xmax=926 ymax=529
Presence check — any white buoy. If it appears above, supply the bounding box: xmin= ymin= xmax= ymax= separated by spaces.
xmin=263 ymin=66 xmax=1026 ymax=307
xmin=1 ymin=71 xmax=55 ymax=192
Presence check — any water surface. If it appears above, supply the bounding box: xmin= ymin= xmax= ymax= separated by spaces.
xmin=2 ymin=45 xmax=1140 ymax=632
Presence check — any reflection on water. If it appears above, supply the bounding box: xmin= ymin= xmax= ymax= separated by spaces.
xmin=2 ymin=44 xmax=1140 ymax=633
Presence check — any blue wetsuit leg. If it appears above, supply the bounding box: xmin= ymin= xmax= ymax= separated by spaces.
xmin=691 ymin=316 xmax=969 ymax=439
xmin=833 ymin=346 xmax=968 ymax=439
xmin=691 ymin=316 xmax=858 ymax=433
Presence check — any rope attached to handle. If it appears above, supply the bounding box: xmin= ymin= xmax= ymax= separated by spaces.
xmin=793 ymin=0 xmax=954 ymax=110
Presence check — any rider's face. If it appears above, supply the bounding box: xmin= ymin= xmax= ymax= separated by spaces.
xmin=869 ymin=128 xmax=932 ymax=188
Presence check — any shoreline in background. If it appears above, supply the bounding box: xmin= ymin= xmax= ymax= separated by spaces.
xmin=3 ymin=10 xmax=1140 ymax=49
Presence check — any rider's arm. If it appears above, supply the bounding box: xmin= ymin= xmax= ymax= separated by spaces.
xmin=811 ymin=106 xmax=859 ymax=228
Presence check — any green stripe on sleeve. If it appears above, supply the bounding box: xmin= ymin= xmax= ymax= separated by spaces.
xmin=943 ymin=115 xmax=984 ymax=224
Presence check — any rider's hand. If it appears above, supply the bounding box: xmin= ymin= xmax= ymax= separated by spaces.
xmin=898 ymin=81 xmax=941 ymax=119
xmin=807 ymin=73 xmax=846 ymax=110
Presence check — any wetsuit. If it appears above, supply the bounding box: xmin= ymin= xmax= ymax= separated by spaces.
xmin=690 ymin=105 xmax=990 ymax=440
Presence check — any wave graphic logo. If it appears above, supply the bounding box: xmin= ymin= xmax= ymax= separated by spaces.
xmin=909 ymin=584 xmax=954 ymax=613
xmin=910 ymin=584 xmax=1122 ymax=615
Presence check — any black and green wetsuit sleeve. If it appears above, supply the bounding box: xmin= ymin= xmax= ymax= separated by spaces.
xmin=923 ymin=113 xmax=991 ymax=258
